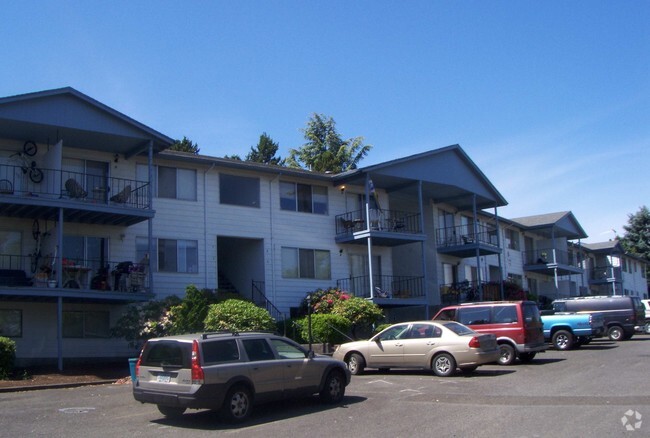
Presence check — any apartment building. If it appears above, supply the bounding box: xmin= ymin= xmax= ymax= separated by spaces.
xmin=1 ymin=87 xmax=646 ymax=367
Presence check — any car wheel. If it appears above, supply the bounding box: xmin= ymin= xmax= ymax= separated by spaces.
xmin=432 ymin=353 xmax=456 ymax=377
xmin=220 ymin=385 xmax=252 ymax=423
xmin=346 ymin=353 xmax=366 ymax=375
xmin=320 ymin=370 xmax=346 ymax=403
xmin=608 ymin=326 xmax=624 ymax=342
xmin=157 ymin=405 xmax=186 ymax=418
xmin=518 ymin=352 xmax=536 ymax=362
xmin=644 ymin=323 xmax=650 ymax=334
xmin=497 ymin=344 xmax=515 ymax=365
xmin=459 ymin=365 xmax=478 ymax=374
xmin=552 ymin=330 xmax=574 ymax=350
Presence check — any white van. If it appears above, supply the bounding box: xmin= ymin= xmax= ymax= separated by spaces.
xmin=641 ymin=300 xmax=650 ymax=334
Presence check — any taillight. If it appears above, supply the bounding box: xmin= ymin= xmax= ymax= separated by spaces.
xmin=469 ymin=337 xmax=481 ymax=348
xmin=135 ymin=355 xmax=141 ymax=378
xmin=191 ymin=340 xmax=204 ymax=384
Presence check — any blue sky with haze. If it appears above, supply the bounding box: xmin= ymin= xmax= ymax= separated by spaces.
xmin=2 ymin=1 xmax=648 ymax=242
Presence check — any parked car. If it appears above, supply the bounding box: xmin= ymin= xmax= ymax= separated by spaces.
xmin=552 ymin=295 xmax=645 ymax=341
xmin=432 ymin=301 xmax=546 ymax=365
xmin=639 ymin=299 xmax=650 ymax=334
xmin=332 ymin=320 xmax=500 ymax=377
xmin=540 ymin=310 xmax=605 ymax=350
xmin=132 ymin=331 xmax=350 ymax=422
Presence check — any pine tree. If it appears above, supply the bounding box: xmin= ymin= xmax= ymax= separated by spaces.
xmin=619 ymin=205 xmax=650 ymax=277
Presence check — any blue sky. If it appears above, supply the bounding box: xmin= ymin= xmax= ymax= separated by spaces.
xmin=2 ymin=1 xmax=648 ymax=242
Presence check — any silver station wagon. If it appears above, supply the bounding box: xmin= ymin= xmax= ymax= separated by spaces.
xmin=333 ymin=320 xmax=499 ymax=376
xmin=133 ymin=331 xmax=351 ymax=422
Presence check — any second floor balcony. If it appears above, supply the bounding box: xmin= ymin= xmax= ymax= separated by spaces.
xmin=0 ymin=163 xmax=151 ymax=226
xmin=335 ymin=209 xmax=425 ymax=247
xmin=522 ymin=248 xmax=583 ymax=276
xmin=589 ymin=265 xmax=623 ymax=284
xmin=436 ymin=224 xmax=501 ymax=258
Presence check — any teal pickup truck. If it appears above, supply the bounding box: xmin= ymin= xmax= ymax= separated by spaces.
xmin=540 ymin=311 xmax=605 ymax=350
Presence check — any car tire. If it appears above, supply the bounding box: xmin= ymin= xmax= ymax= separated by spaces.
xmin=518 ymin=352 xmax=537 ymax=362
xmin=459 ymin=365 xmax=478 ymax=374
xmin=320 ymin=370 xmax=346 ymax=403
xmin=157 ymin=405 xmax=186 ymax=418
xmin=552 ymin=330 xmax=574 ymax=350
xmin=432 ymin=353 xmax=456 ymax=377
xmin=220 ymin=385 xmax=252 ymax=423
xmin=346 ymin=353 xmax=366 ymax=375
xmin=608 ymin=326 xmax=624 ymax=342
xmin=497 ymin=344 xmax=515 ymax=365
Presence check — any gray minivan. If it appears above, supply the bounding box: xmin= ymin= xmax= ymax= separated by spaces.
xmin=552 ymin=296 xmax=645 ymax=341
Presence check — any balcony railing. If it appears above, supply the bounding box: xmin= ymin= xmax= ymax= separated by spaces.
xmin=0 ymin=164 xmax=150 ymax=209
xmin=335 ymin=209 xmax=421 ymax=235
xmin=590 ymin=266 xmax=622 ymax=282
xmin=439 ymin=281 xmax=506 ymax=305
xmin=436 ymin=223 xmax=499 ymax=248
xmin=336 ymin=275 xmax=424 ymax=299
xmin=0 ymin=253 xmax=149 ymax=293
xmin=522 ymin=248 xmax=581 ymax=268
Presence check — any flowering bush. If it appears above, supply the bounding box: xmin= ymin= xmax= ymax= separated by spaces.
xmin=111 ymin=295 xmax=181 ymax=348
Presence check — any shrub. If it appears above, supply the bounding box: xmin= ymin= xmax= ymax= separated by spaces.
xmin=297 ymin=288 xmax=351 ymax=316
xmin=111 ymin=295 xmax=181 ymax=348
xmin=168 ymin=285 xmax=219 ymax=335
xmin=332 ymin=296 xmax=384 ymax=338
xmin=0 ymin=337 xmax=16 ymax=378
xmin=297 ymin=314 xmax=351 ymax=345
xmin=204 ymin=299 xmax=276 ymax=332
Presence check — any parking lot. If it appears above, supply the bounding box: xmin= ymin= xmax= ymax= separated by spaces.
xmin=2 ymin=335 xmax=649 ymax=437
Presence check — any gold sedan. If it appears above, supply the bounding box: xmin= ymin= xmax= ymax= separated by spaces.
xmin=333 ymin=320 xmax=500 ymax=377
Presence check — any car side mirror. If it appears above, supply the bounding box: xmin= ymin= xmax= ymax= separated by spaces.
xmin=307 ymin=350 xmax=315 ymax=359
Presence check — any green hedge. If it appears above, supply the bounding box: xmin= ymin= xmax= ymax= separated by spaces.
xmin=0 ymin=337 xmax=16 ymax=378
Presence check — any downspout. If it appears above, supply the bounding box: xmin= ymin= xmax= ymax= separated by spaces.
xmin=269 ymin=173 xmax=281 ymax=305
xmin=472 ymin=194 xmax=482 ymax=299
xmin=365 ymin=173 xmax=374 ymax=298
xmin=495 ymin=205 xmax=504 ymax=300
xmin=147 ymin=141 xmax=154 ymax=293
xmin=418 ymin=180 xmax=428 ymax=318
xmin=57 ymin=206 xmax=64 ymax=371
xmin=203 ymin=162 xmax=216 ymax=288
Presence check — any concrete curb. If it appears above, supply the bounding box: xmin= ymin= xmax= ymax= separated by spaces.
xmin=0 ymin=379 xmax=130 ymax=393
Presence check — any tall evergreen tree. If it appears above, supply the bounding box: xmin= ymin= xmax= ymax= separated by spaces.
xmin=169 ymin=136 xmax=200 ymax=154
xmin=286 ymin=113 xmax=371 ymax=172
xmin=619 ymin=205 xmax=650 ymax=277
xmin=246 ymin=132 xmax=284 ymax=165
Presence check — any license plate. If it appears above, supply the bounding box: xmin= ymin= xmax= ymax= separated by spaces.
xmin=156 ymin=374 xmax=171 ymax=383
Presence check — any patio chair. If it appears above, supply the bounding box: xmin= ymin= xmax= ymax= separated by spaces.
xmin=110 ymin=185 xmax=131 ymax=203
xmin=65 ymin=178 xmax=87 ymax=199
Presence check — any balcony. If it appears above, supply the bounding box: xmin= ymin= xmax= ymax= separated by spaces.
xmin=522 ymin=248 xmax=583 ymax=276
xmin=336 ymin=274 xmax=425 ymax=304
xmin=439 ymin=281 xmax=506 ymax=305
xmin=436 ymin=224 xmax=501 ymax=258
xmin=0 ymin=164 xmax=151 ymax=226
xmin=589 ymin=265 xmax=623 ymax=285
xmin=335 ymin=209 xmax=424 ymax=246
xmin=0 ymin=253 xmax=152 ymax=303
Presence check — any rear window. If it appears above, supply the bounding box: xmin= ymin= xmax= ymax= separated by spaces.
xmin=141 ymin=340 xmax=192 ymax=368
xmin=522 ymin=303 xmax=541 ymax=324
xmin=441 ymin=321 xmax=476 ymax=336
xmin=202 ymin=339 xmax=240 ymax=364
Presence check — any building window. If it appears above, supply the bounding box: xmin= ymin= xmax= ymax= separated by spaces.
xmin=280 ymin=181 xmax=328 ymax=214
xmin=158 ymin=239 xmax=198 ymax=273
xmin=281 ymin=247 xmax=330 ymax=279
xmin=0 ymin=309 xmax=22 ymax=337
xmin=220 ymin=174 xmax=260 ymax=207
xmin=149 ymin=165 xmax=197 ymax=201
xmin=63 ymin=311 xmax=109 ymax=338
xmin=506 ymin=229 xmax=520 ymax=250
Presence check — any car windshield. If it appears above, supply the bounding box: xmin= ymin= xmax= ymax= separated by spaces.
xmin=440 ymin=321 xmax=475 ymax=336
xmin=375 ymin=324 xmax=410 ymax=340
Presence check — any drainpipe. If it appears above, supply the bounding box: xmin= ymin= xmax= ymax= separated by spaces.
xmin=418 ymin=180 xmax=428 ymax=318
xmin=147 ymin=141 xmax=154 ymax=293
xmin=472 ymin=194 xmax=482 ymax=298
xmin=494 ymin=205 xmax=504 ymax=300
xmin=365 ymin=174 xmax=374 ymax=298
xmin=57 ymin=206 xmax=63 ymax=372
xmin=204 ymin=162 xmax=215 ymax=288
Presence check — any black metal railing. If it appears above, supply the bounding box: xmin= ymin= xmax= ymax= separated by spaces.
xmin=439 ymin=280 xmax=505 ymax=305
xmin=335 ymin=209 xmax=421 ymax=235
xmin=251 ymin=280 xmax=286 ymax=323
xmin=0 ymin=253 xmax=149 ymax=292
xmin=435 ymin=223 xmax=499 ymax=248
xmin=0 ymin=163 xmax=150 ymax=209
xmin=336 ymin=274 xmax=424 ymax=299
xmin=590 ymin=265 xmax=622 ymax=281
xmin=522 ymin=248 xmax=581 ymax=268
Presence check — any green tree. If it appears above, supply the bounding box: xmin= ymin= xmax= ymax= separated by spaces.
xmin=286 ymin=113 xmax=371 ymax=172
xmin=332 ymin=296 xmax=384 ymax=339
xmin=246 ymin=132 xmax=284 ymax=165
xmin=169 ymin=136 xmax=200 ymax=154
xmin=619 ymin=206 xmax=650 ymax=276
xmin=111 ymin=296 xmax=181 ymax=348
xmin=204 ymin=299 xmax=276 ymax=332
xmin=224 ymin=154 xmax=242 ymax=160
xmin=168 ymin=285 xmax=219 ymax=335
xmin=297 ymin=314 xmax=351 ymax=345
